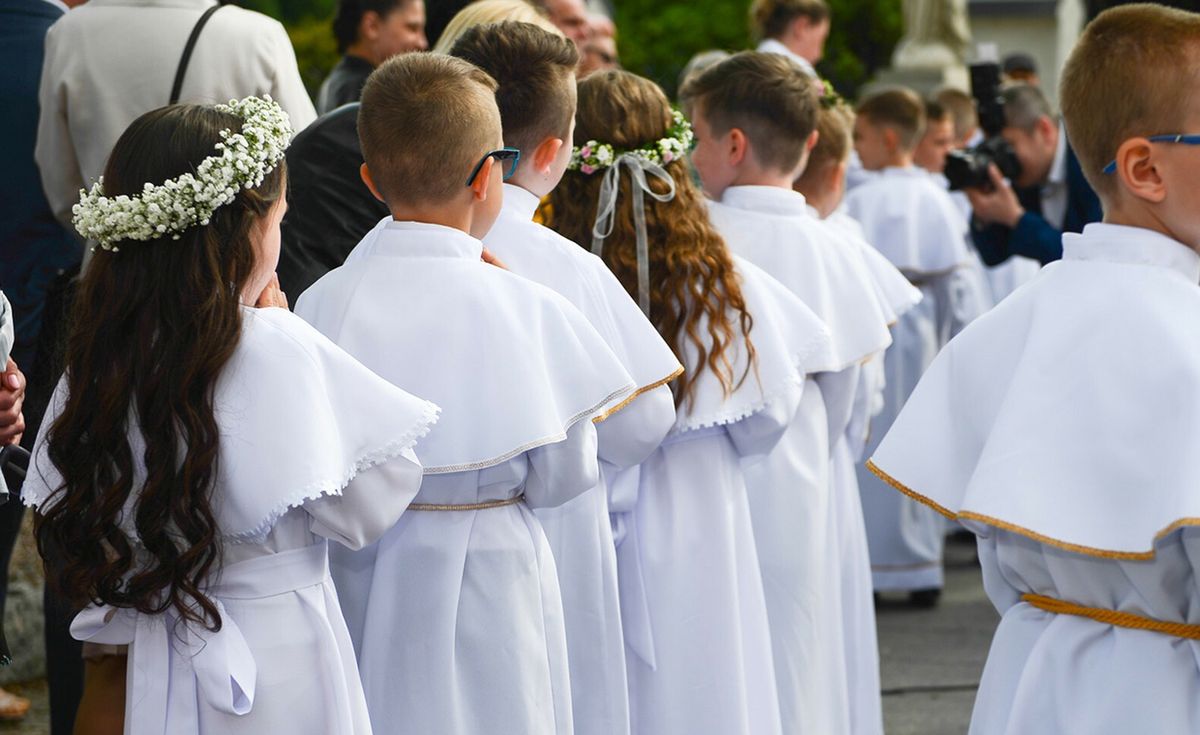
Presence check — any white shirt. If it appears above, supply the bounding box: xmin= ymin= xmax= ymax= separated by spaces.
xmin=757 ymin=38 xmax=817 ymax=76
xmin=35 ymin=0 xmax=317 ymax=229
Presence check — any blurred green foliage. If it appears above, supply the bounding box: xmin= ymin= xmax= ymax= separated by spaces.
xmin=235 ymin=0 xmax=902 ymax=102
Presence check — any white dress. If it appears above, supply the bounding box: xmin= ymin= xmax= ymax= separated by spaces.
xmin=843 ymin=167 xmax=985 ymax=594
xmin=23 ymin=307 xmax=438 ymax=735
xmin=296 ymin=220 xmax=637 ymax=735
xmin=709 ymin=186 xmax=894 ymax=735
xmin=483 ymin=185 xmax=681 ymax=735
xmin=871 ymin=224 xmax=1200 ymax=734
xmin=621 ymin=257 xmax=832 ymax=735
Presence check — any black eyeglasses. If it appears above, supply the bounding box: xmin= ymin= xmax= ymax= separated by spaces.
xmin=466 ymin=147 xmax=521 ymax=186
xmin=1103 ymin=134 xmax=1200 ymax=174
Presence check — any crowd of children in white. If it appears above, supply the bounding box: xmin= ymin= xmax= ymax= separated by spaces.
xmin=15 ymin=1 xmax=1200 ymax=734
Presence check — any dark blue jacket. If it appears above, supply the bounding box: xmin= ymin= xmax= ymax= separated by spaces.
xmin=971 ymin=143 xmax=1102 ymax=266
xmin=0 ymin=0 xmax=82 ymax=367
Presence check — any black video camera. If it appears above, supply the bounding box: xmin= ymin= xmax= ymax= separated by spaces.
xmin=944 ymin=62 xmax=1022 ymax=191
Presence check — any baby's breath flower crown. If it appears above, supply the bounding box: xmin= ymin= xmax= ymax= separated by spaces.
xmin=72 ymin=95 xmax=293 ymax=252
xmin=569 ymin=109 xmax=695 ymax=175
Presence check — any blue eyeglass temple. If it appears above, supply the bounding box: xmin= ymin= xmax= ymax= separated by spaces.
xmin=466 ymin=148 xmax=521 ymax=186
xmin=1102 ymin=134 xmax=1200 ymax=174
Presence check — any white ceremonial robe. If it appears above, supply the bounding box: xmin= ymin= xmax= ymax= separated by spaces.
xmin=483 ymin=185 xmax=681 ymax=735
xmin=843 ymin=167 xmax=985 ymax=594
xmin=823 ymin=209 xmax=925 ymax=735
xmin=621 ymin=257 xmax=833 ymax=735
xmin=870 ymin=224 xmax=1200 ymax=734
xmin=35 ymin=0 xmax=317 ymax=230
xmin=709 ymin=186 xmax=894 ymax=735
xmin=23 ymin=307 xmax=438 ymax=735
xmin=297 ymin=220 xmax=637 ymax=735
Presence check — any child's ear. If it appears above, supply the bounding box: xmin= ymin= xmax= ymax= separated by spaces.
xmin=729 ymin=127 xmax=749 ymax=166
xmin=360 ymin=163 xmax=385 ymax=203
xmin=882 ymin=128 xmax=898 ymax=152
xmin=1114 ymin=137 xmax=1166 ymax=204
xmin=470 ymin=156 xmax=496 ymax=201
xmin=806 ymin=129 xmax=820 ymax=153
xmin=532 ymin=137 xmax=565 ymax=175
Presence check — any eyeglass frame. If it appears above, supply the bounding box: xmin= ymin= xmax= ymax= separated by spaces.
xmin=1102 ymin=134 xmax=1200 ymax=175
xmin=466 ymin=147 xmax=521 ymax=186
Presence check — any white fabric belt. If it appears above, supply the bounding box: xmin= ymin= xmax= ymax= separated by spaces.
xmin=70 ymin=543 xmax=330 ymax=734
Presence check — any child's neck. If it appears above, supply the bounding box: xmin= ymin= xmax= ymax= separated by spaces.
xmin=507 ymin=170 xmax=554 ymax=200
xmin=799 ymin=186 xmax=838 ymax=218
xmin=388 ymin=203 xmax=477 ymax=237
xmin=869 ymin=151 xmax=914 ymax=171
xmin=729 ymin=168 xmax=796 ymax=191
xmin=1104 ymin=200 xmax=1199 ymax=253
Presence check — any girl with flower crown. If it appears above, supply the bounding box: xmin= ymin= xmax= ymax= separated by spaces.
xmin=24 ymin=98 xmax=439 ymax=735
xmin=545 ymin=70 xmax=834 ymax=735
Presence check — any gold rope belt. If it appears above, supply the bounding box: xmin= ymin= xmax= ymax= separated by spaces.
xmin=1022 ymin=593 xmax=1200 ymax=640
xmin=407 ymin=494 xmax=525 ymax=512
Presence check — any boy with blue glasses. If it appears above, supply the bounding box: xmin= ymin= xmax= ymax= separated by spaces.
xmin=297 ymin=52 xmax=637 ymax=735
xmin=869 ymin=5 xmax=1200 ymax=732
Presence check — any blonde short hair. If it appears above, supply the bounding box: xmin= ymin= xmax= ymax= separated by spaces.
xmin=795 ymin=98 xmax=854 ymax=191
xmin=433 ymin=0 xmax=560 ymax=53
xmin=856 ymin=87 xmax=926 ymax=152
xmin=1060 ymin=3 xmax=1200 ymax=196
xmin=359 ymin=53 xmax=500 ymax=206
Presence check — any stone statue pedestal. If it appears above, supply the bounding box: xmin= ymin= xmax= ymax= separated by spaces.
xmin=869 ymin=64 xmax=970 ymax=96
xmin=868 ymin=0 xmax=973 ymax=95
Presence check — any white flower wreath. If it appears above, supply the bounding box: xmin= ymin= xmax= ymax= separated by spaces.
xmin=569 ymin=109 xmax=695 ymax=175
xmin=73 ymin=95 xmax=293 ymax=251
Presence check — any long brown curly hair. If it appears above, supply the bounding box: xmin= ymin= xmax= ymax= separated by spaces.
xmin=35 ymin=104 xmax=286 ymax=632
xmin=544 ymin=70 xmax=756 ymax=409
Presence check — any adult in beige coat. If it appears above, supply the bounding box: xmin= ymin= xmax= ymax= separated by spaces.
xmin=35 ymin=0 xmax=317 ymax=231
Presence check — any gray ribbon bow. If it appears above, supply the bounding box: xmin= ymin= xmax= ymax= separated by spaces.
xmin=590 ymin=154 xmax=677 ymax=315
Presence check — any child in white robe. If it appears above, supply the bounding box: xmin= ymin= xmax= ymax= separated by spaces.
xmin=449 ymin=23 xmax=682 ymax=735
xmin=295 ymin=54 xmax=637 ymax=735
xmin=682 ymin=52 xmax=894 ymax=735
xmin=843 ymin=87 xmax=987 ymax=604
xmin=870 ymin=6 xmax=1200 ymax=731
xmin=545 ymin=69 xmax=833 ymax=735
xmin=24 ymin=99 xmax=438 ymax=735
xmin=796 ymin=97 xmax=926 ymax=735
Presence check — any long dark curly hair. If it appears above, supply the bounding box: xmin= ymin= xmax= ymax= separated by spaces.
xmin=35 ymin=104 xmax=286 ymax=632
xmin=544 ymin=70 xmax=756 ymax=409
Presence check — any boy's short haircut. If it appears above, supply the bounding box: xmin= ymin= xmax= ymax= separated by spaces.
xmin=934 ymin=87 xmax=978 ymax=142
xmin=923 ymin=98 xmax=949 ymax=124
xmin=680 ymin=51 xmax=820 ymax=174
xmin=795 ymin=101 xmax=853 ymax=190
xmin=750 ymin=0 xmax=830 ymax=41
xmin=1001 ymin=83 xmax=1054 ymax=132
xmin=359 ymin=53 xmax=500 ymax=206
xmin=449 ymin=21 xmax=579 ymax=159
xmin=1060 ymin=4 xmax=1200 ymax=195
xmin=856 ymin=87 xmax=926 ymax=151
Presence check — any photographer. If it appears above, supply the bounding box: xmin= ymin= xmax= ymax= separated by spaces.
xmin=966 ymin=84 xmax=1101 ymax=265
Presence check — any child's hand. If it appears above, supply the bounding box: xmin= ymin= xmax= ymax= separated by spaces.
xmin=481 ymin=248 xmax=509 ymax=270
xmin=0 ymin=360 xmax=25 ymax=446
xmin=254 ymin=274 xmax=289 ymax=310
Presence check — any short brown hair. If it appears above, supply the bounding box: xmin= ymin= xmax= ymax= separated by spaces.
xmin=1059 ymin=4 xmax=1200 ymax=196
xmin=934 ymin=87 xmax=977 ymax=143
xmin=358 ymin=53 xmax=500 ymax=206
xmin=794 ymin=97 xmax=853 ymax=191
xmin=856 ymin=87 xmax=926 ymax=151
xmin=449 ymin=21 xmax=579 ymax=159
xmin=750 ymin=0 xmax=830 ymax=40
xmin=681 ymin=51 xmax=820 ymax=174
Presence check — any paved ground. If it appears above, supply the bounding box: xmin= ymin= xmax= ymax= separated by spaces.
xmin=878 ymin=533 xmax=998 ymax=735
xmin=0 ymin=534 xmax=998 ymax=734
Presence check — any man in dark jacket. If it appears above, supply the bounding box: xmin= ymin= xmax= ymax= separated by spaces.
xmin=966 ymin=83 xmax=1102 ymax=265
xmin=317 ymin=0 xmax=428 ymax=114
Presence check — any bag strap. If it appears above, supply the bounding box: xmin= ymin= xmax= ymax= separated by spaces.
xmin=169 ymin=4 xmax=222 ymax=105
